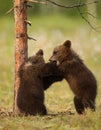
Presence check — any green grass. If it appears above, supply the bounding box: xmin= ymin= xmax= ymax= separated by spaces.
xmin=0 ymin=14 xmax=101 ymax=130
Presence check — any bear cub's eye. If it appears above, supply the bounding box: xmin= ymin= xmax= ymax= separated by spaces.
xmin=53 ymin=51 xmax=57 ymax=55
xmin=32 ymin=60 xmax=37 ymax=64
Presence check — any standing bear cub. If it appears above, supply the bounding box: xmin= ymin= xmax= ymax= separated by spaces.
xmin=17 ymin=49 xmax=47 ymax=115
xmin=49 ymin=40 xmax=97 ymax=114
xmin=17 ymin=49 xmax=63 ymax=115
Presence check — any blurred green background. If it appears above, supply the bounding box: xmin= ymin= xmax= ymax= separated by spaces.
xmin=0 ymin=0 xmax=101 ymax=17
xmin=0 ymin=0 xmax=101 ymax=130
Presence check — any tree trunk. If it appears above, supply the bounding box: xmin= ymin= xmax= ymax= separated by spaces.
xmin=13 ymin=0 xmax=28 ymax=116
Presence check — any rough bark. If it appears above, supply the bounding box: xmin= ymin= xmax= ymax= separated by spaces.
xmin=13 ymin=0 xmax=28 ymax=116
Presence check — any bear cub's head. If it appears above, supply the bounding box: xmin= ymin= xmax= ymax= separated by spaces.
xmin=25 ymin=49 xmax=45 ymax=67
xmin=49 ymin=40 xmax=71 ymax=66
xmin=19 ymin=49 xmax=45 ymax=78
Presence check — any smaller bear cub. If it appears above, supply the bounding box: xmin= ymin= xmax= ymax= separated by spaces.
xmin=17 ymin=49 xmax=47 ymax=115
xmin=17 ymin=49 xmax=63 ymax=115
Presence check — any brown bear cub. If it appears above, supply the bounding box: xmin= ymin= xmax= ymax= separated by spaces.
xmin=49 ymin=40 xmax=97 ymax=114
xmin=17 ymin=49 xmax=47 ymax=115
xmin=17 ymin=49 xmax=63 ymax=115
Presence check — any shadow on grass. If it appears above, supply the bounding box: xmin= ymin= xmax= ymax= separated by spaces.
xmin=0 ymin=107 xmax=75 ymax=118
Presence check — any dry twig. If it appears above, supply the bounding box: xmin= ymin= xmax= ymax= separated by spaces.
xmin=28 ymin=36 xmax=37 ymax=41
xmin=6 ymin=7 xmax=14 ymax=14
xmin=25 ymin=20 xmax=32 ymax=26
xmin=82 ymin=12 xmax=98 ymax=19
xmin=46 ymin=0 xmax=99 ymax=9
xmin=26 ymin=0 xmax=46 ymax=4
xmin=77 ymin=7 xmax=99 ymax=32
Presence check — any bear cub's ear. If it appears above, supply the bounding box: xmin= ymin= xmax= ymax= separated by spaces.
xmin=63 ymin=40 xmax=71 ymax=48
xmin=36 ymin=49 xmax=43 ymax=56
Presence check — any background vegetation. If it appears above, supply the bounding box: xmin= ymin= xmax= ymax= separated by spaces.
xmin=0 ymin=0 xmax=101 ymax=130
xmin=0 ymin=0 xmax=101 ymax=17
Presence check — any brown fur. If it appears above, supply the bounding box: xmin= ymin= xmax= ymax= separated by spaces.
xmin=17 ymin=49 xmax=47 ymax=115
xmin=17 ymin=49 xmax=63 ymax=115
xmin=49 ymin=40 xmax=97 ymax=114
xmin=41 ymin=62 xmax=63 ymax=90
